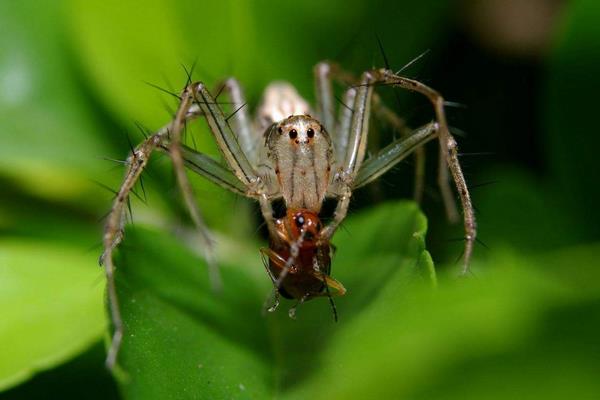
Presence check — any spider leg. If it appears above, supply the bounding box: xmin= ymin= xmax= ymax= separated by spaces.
xmin=362 ymin=69 xmax=476 ymax=272
xmin=178 ymin=144 xmax=247 ymax=195
xmin=215 ymin=79 xmax=281 ymax=201
xmin=169 ymin=85 xmax=221 ymax=291
xmin=314 ymin=62 xmax=357 ymax=164
xmin=317 ymin=61 xmax=426 ymax=203
xmin=373 ymin=69 xmax=475 ymax=272
xmin=320 ymin=70 xmax=374 ymax=240
xmin=314 ymin=63 xmax=336 ymax=134
xmin=100 ymin=102 xmax=205 ymax=370
xmin=372 ymin=94 xmax=426 ymax=203
xmin=335 ymin=87 xmax=357 ymax=163
xmin=321 ymin=68 xmax=475 ymax=272
xmin=190 ymin=82 xmax=278 ymax=238
xmin=216 ymin=78 xmax=258 ymax=163
xmin=370 ymin=71 xmax=460 ymax=222
xmin=191 ymin=82 xmax=257 ymax=186
xmin=100 ymin=80 xmax=276 ymax=370
xmin=101 ymin=133 xmax=164 ymax=370
xmin=352 ymin=122 xmax=438 ymax=189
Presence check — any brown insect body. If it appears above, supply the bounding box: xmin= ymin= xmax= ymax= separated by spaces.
xmin=266 ymin=209 xmax=334 ymax=300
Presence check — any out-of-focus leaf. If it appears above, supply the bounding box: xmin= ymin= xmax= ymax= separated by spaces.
xmin=544 ymin=0 xmax=600 ymax=239
xmin=464 ymin=167 xmax=585 ymax=254
xmin=65 ymin=0 xmax=451 ymax=231
xmin=67 ymin=0 xmax=449 ymax=125
xmin=0 ymin=2 xmax=113 ymax=205
xmin=285 ymin=245 xmax=600 ymax=400
xmin=0 ymin=343 xmax=119 ymax=400
xmin=111 ymin=201 xmax=433 ymax=399
xmin=0 ymin=240 xmax=105 ymax=391
xmin=66 ymin=0 xmax=256 ymax=230
xmin=111 ymin=228 xmax=273 ymax=399
xmin=110 ymin=198 xmax=600 ymax=399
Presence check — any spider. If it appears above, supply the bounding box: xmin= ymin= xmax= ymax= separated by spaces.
xmin=100 ymin=61 xmax=476 ymax=369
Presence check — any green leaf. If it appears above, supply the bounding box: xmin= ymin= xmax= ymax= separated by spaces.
xmin=0 ymin=2 xmax=113 ymax=204
xmin=64 ymin=0 xmax=451 ymax=232
xmin=66 ymin=0 xmax=449 ymax=124
xmin=111 ymin=200 xmax=433 ymax=398
xmin=285 ymin=244 xmax=600 ymax=400
xmin=110 ymin=200 xmax=600 ymax=399
xmin=0 ymin=240 xmax=105 ymax=391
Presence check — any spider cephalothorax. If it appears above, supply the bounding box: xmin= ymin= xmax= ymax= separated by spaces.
xmin=266 ymin=115 xmax=333 ymax=212
xmin=101 ymin=62 xmax=476 ymax=369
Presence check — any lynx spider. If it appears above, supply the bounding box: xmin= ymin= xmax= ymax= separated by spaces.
xmin=100 ymin=61 xmax=476 ymax=369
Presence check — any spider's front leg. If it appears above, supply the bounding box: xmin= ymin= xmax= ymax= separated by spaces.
xmin=101 ymin=77 xmax=280 ymax=370
xmin=100 ymin=131 xmax=165 ymax=371
xmin=370 ymin=69 xmax=476 ymax=273
xmin=100 ymin=84 xmax=218 ymax=370
xmin=321 ymin=68 xmax=476 ymax=273
xmin=315 ymin=62 xmax=427 ymax=203
xmin=169 ymin=86 xmax=222 ymax=291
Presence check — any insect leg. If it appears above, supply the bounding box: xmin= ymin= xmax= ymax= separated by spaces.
xmin=311 ymin=272 xmax=347 ymax=296
xmin=288 ymin=293 xmax=310 ymax=320
xmin=259 ymin=247 xmax=286 ymax=281
xmin=259 ymin=248 xmax=281 ymax=312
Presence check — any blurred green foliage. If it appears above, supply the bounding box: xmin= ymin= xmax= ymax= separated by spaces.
xmin=1 ymin=0 xmax=599 ymax=399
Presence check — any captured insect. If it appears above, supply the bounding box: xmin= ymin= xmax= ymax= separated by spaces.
xmin=100 ymin=61 xmax=476 ymax=369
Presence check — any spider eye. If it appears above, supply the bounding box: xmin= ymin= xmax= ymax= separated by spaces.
xmin=307 ymin=128 xmax=315 ymax=138
xmin=295 ymin=215 xmax=305 ymax=227
xmin=289 ymin=129 xmax=298 ymax=139
xmin=277 ymin=126 xmax=283 ymax=134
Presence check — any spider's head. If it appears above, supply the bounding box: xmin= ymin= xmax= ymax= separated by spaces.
xmin=267 ymin=114 xmax=333 ymax=212
xmin=276 ymin=115 xmax=325 ymax=146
